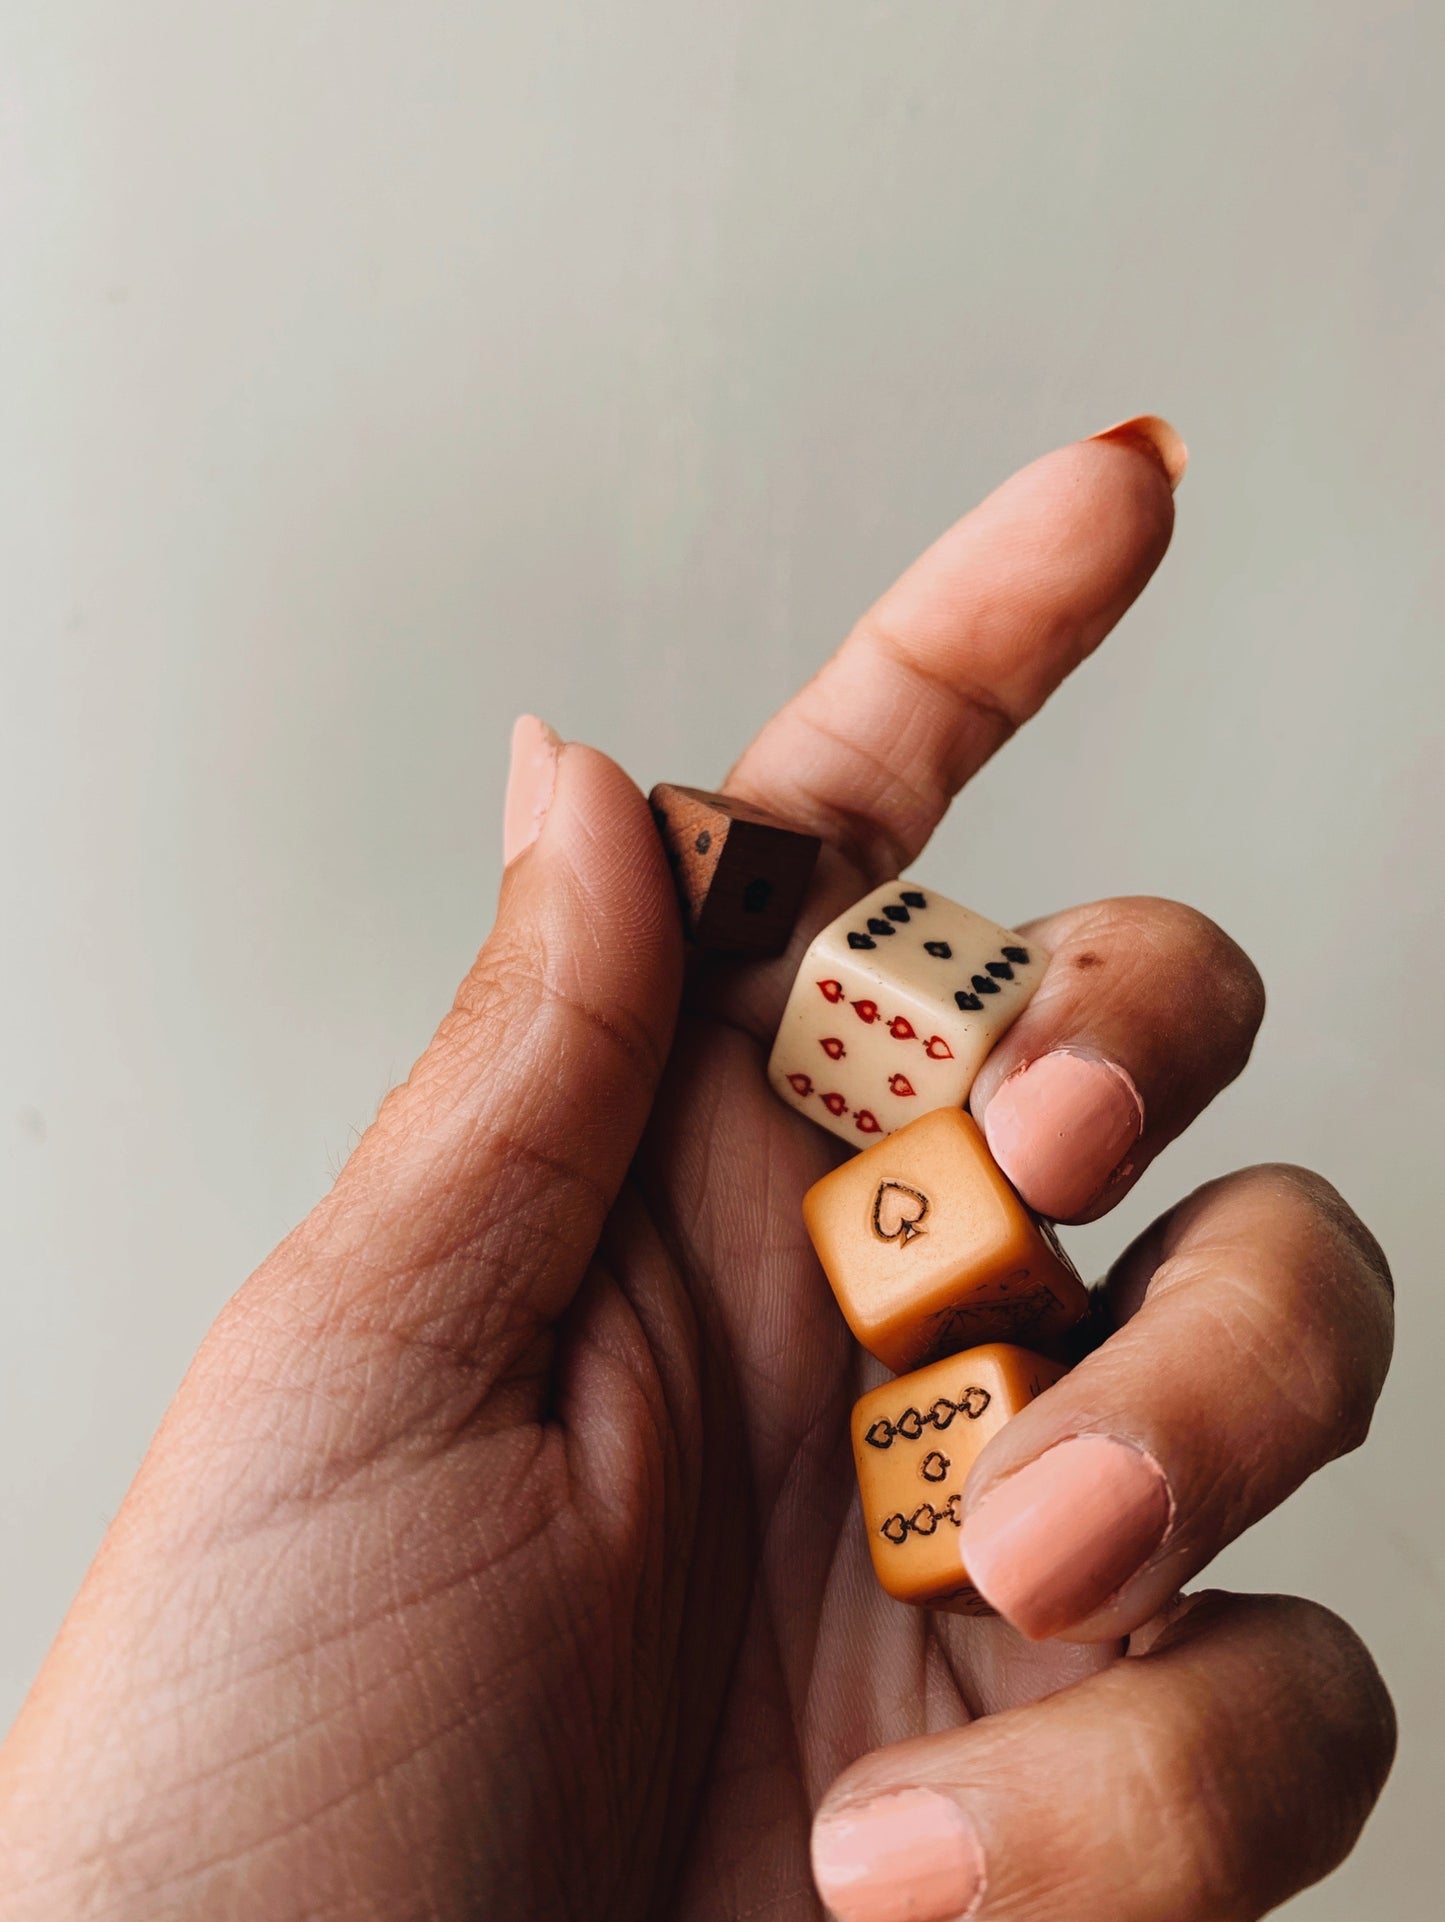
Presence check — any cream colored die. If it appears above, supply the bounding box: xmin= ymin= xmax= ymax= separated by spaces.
xmin=768 ymin=881 xmax=1048 ymax=1145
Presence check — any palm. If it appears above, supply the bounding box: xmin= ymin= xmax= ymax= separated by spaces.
xmin=542 ymin=999 xmax=1111 ymax=1918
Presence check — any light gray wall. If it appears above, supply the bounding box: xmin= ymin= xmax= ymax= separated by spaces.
xmin=2 ymin=3 xmax=1441 ymax=1914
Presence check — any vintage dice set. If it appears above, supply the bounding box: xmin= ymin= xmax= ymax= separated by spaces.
xmin=651 ymin=784 xmax=1086 ymax=1612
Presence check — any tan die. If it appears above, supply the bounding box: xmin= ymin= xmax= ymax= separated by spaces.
xmin=767 ymin=880 xmax=1047 ymax=1145
xmin=852 ymin=1342 xmax=1067 ymax=1608
xmin=803 ymin=1107 xmax=1088 ymax=1372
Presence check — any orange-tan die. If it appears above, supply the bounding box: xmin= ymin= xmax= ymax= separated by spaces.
xmin=853 ymin=1342 xmax=1067 ymax=1608
xmin=802 ymin=1106 xmax=1088 ymax=1372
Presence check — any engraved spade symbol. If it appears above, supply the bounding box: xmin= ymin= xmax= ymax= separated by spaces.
xmin=873 ymin=1180 xmax=930 ymax=1246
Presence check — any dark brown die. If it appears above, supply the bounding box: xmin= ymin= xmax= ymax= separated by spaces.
xmin=648 ymin=783 xmax=821 ymax=957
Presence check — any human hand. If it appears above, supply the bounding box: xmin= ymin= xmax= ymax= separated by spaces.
xmin=0 ymin=422 xmax=1395 ymax=1922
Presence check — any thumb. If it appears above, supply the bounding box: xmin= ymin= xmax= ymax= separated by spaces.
xmin=247 ymin=717 xmax=683 ymax=1401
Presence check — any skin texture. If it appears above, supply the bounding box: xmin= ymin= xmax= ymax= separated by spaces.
xmin=0 ymin=431 xmax=1396 ymax=1921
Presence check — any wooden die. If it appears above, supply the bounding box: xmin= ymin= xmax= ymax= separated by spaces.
xmin=649 ymin=783 xmax=820 ymax=957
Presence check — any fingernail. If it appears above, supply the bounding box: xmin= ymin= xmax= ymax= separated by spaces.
xmin=813 ymin=1789 xmax=985 ymax=1922
xmin=1088 ymin=413 xmax=1188 ymax=491
xmin=961 ymin=1435 xmax=1173 ymax=1640
xmin=503 ymin=714 xmax=560 ymax=865
xmin=982 ymin=1049 xmax=1144 ymax=1220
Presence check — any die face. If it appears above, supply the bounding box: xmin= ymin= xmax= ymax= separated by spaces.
xmin=695 ymin=818 xmax=820 ymax=955
xmin=650 ymin=786 xmax=725 ymax=928
xmin=768 ymin=881 xmax=1047 ymax=1142
xmin=803 ymin=1109 xmax=1089 ymax=1371
xmin=649 ymin=783 xmax=820 ymax=957
xmin=853 ymin=1344 xmax=1066 ymax=1606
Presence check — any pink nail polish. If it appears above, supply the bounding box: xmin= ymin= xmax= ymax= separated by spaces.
xmin=1087 ymin=413 xmax=1189 ymax=491
xmin=982 ymin=1050 xmax=1143 ymax=1221
xmin=960 ymin=1435 xmax=1173 ymax=1640
xmin=503 ymin=714 xmax=560 ymax=866
xmin=813 ymin=1788 xmax=985 ymax=1922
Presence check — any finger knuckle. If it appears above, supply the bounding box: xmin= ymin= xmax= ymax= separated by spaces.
xmin=1231 ymin=1167 xmax=1393 ymax=1451
xmin=450 ymin=930 xmax=666 ymax=1099
xmin=1199 ymin=1267 xmax=1378 ymax=1466
xmin=1238 ymin=1596 xmax=1399 ymax=1864
xmin=1167 ymin=1164 xmax=1394 ymax=1460
xmin=447 ymin=930 xmax=547 ymax=1042
xmin=1126 ymin=1598 xmax=1395 ymax=1916
xmin=1249 ymin=1163 xmax=1396 ymax=1305
xmin=1132 ymin=895 xmax=1266 ymax=1034
xmin=1059 ymin=896 xmax=1266 ymax=1072
xmin=1124 ymin=1702 xmax=1252 ymax=1915
xmin=1285 ymin=1598 xmax=1399 ymax=1808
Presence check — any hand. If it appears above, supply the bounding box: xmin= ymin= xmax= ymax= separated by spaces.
xmin=0 ymin=422 xmax=1395 ymax=1922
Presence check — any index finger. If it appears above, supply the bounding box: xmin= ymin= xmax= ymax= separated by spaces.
xmin=726 ymin=416 xmax=1185 ymax=877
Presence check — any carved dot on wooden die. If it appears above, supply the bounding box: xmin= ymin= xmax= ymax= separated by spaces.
xmin=648 ymin=783 xmax=820 ymax=957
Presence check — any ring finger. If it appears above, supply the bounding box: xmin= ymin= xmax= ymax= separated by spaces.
xmin=956 ymin=1162 xmax=1395 ymax=1641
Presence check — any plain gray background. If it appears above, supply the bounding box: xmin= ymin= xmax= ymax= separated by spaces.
xmin=2 ymin=1 xmax=1442 ymax=1914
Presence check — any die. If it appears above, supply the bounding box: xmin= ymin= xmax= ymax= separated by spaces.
xmin=767 ymin=880 xmax=1046 ymax=1142
xmin=803 ymin=1107 xmax=1088 ymax=1372
xmin=853 ymin=1342 xmax=1067 ymax=1609
xmin=648 ymin=783 xmax=821 ymax=957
